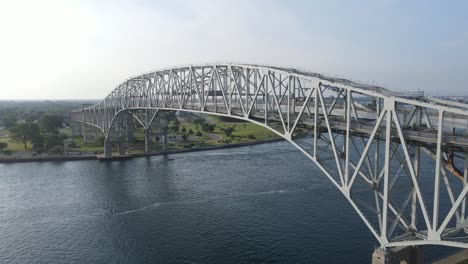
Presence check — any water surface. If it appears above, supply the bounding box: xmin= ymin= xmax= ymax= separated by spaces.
xmin=0 ymin=142 xmax=423 ymax=263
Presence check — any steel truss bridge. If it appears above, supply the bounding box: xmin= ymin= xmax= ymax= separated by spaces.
xmin=71 ymin=63 xmax=468 ymax=251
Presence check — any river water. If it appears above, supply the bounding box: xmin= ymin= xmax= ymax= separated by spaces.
xmin=0 ymin=141 xmax=454 ymax=263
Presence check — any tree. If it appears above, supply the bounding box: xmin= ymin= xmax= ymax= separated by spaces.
xmin=39 ymin=114 xmax=63 ymax=134
xmin=43 ymin=133 xmax=64 ymax=150
xmin=159 ymin=111 xmax=177 ymax=123
xmin=192 ymin=118 xmax=205 ymax=130
xmin=220 ymin=126 xmax=235 ymax=137
xmin=10 ymin=122 xmax=41 ymax=149
xmin=188 ymin=129 xmax=194 ymax=134
xmin=68 ymin=140 xmax=77 ymax=148
xmin=1 ymin=112 xmax=17 ymax=129
xmin=32 ymin=135 xmax=44 ymax=153
xmin=170 ymin=125 xmax=180 ymax=133
xmin=181 ymin=127 xmax=186 ymax=133
xmin=48 ymin=145 xmax=64 ymax=155
xmin=0 ymin=142 xmax=8 ymax=150
xmin=195 ymin=131 xmax=202 ymax=136
xmin=201 ymin=123 xmax=215 ymax=132
xmin=182 ymin=133 xmax=188 ymax=141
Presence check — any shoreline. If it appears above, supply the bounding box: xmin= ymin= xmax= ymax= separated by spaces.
xmin=0 ymin=138 xmax=284 ymax=164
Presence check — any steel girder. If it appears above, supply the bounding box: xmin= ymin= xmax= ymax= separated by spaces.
xmin=71 ymin=63 xmax=468 ymax=249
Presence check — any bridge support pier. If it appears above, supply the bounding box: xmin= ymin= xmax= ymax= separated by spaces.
xmin=103 ymin=139 xmax=126 ymax=157
xmin=104 ymin=138 xmax=112 ymax=158
xmin=162 ymin=132 xmax=168 ymax=152
xmin=372 ymin=246 xmax=422 ymax=264
xmin=127 ymin=114 xmax=135 ymax=143
xmin=118 ymin=141 xmax=126 ymax=156
xmin=144 ymin=129 xmax=151 ymax=153
xmin=82 ymin=123 xmax=88 ymax=142
xmin=71 ymin=121 xmax=81 ymax=137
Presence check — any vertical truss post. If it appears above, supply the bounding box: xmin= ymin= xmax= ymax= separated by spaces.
xmin=345 ymin=90 xmax=351 ymax=187
xmin=313 ymin=85 xmax=319 ymax=158
xmin=411 ymin=107 xmax=422 ymax=229
xmin=411 ymin=146 xmax=420 ymax=229
xmin=382 ymin=99 xmax=394 ymax=241
xmin=432 ymin=110 xmax=444 ymax=233
xmin=246 ymin=68 xmax=250 ymax=113
xmin=287 ymin=76 xmax=291 ymax=134
xmin=264 ymin=71 xmax=268 ymax=125
xmin=228 ymin=66 xmax=232 ymax=115
xmin=201 ymin=67 xmax=205 ymax=110
xmin=463 ymin=154 xmax=468 ymax=221
xmin=292 ymin=77 xmax=296 ymax=120
xmin=374 ymin=98 xmax=382 ymax=230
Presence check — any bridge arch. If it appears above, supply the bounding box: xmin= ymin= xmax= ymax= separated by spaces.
xmin=71 ymin=63 xmax=468 ymax=250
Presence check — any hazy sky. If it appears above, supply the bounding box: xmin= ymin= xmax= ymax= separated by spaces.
xmin=0 ymin=0 xmax=467 ymax=99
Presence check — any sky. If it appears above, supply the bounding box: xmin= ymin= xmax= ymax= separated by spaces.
xmin=0 ymin=0 xmax=467 ymax=100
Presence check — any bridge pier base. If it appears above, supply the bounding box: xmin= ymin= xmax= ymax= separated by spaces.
xmin=144 ymin=129 xmax=151 ymax=153
xmin=104 ymin=138 xmax=112 ymax=158
xmin=127 ymin=114 xmax=135 ymax=143
xmin=162 ymin=132 xmax=168 ymax=152
xmin=71 ymin=121 xmax=81 ymax=137
xmin=82 ymin=123 xmax=88 ymax=142
xmin=372 ymin=246 xmax=422 ymax=264
xmin=118 ymin=141 xmax=126 ymax=156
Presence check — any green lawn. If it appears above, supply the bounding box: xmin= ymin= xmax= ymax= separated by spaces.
xmin=0 ymin=129 xmax=32 ymax=151
xmin=0 ymin=134 xmax=32 ymax=151
xmin=179 ymin=115 xmax=279 ymax=145
xmin=69 ymin=137 xmax=104 ymax=152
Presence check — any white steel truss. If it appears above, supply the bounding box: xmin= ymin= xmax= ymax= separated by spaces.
xmin=71 ymin=63 xmax=468 ymax=249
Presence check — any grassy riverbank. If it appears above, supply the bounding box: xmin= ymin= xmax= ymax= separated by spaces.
xmin=0 ymin=114 xmax=281 ymax=160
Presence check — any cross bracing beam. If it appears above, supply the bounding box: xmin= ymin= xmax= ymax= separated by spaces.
xmin=71 ymin=62 xmax=468 ymax=249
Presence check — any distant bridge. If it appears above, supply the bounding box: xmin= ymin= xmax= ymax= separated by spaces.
xmin=71 ymin=63 xmax=468 ymax=256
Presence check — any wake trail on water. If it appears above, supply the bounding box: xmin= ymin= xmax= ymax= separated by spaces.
xmin=5 ymin=187 xmax=314 ymax=226
xmin=115 ymin=187 xmax=313 ymax=216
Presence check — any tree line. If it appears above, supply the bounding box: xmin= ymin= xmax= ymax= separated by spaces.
xmin=6 ymin=114 xmax=65 ymax=154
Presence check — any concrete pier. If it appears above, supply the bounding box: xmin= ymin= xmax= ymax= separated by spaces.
xmin=104 ymin=139 xmax=126 ymax=157
xmin=127 ymin=114 xmax=135 ymax=143
xmin=144 ymin=129 xmax=151 ymax=153
xmin=104 ymin=138 xmax=112 ymax=158
xmin=118 ymin=141 xmax=126 ymax=156
xmin=372 ymin=246 xmax=422 ymax=264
